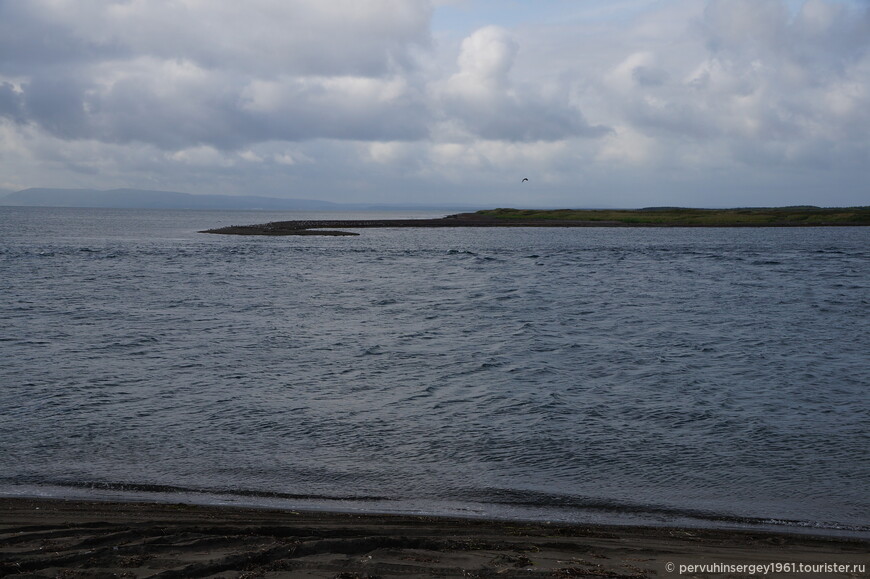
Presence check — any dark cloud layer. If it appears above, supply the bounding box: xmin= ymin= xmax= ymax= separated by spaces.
xmin=0 ymin=1 xmax=601 ymax=150
xmin=0 ymin=1 xmax=431 ymax=76
xmin=0 ymin=0 xmax=438 ymax=148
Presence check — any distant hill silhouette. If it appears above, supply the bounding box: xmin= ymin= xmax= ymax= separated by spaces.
xmin=0 ymin=188 xmax=342 ymax=210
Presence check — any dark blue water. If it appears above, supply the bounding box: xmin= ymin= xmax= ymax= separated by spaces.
xmin=1 ymin=206 xmax=868 ymax=535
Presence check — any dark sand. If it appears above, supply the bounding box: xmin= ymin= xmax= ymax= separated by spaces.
xmin=2 ymin=498 xmax=868 ymax=578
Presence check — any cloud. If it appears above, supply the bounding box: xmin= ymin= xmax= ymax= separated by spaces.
xmin=0 ymin=0 xmax=432 ymax=77
xmin=239 ymin=75 xmax=430 ymax=142
xmin=594 ymin=0 xmax=870 ymax=159
xmin=0 ymin=0 xmax=434 ymax=149
xmin=0 ymin=8 xmax=604 ymax=149
xmin=0 ymin=82 xmax=26 ymax=123
xmin=0 ymin=0 xmax=868 ymax=207
xmin=438 ymin=26 xmax=609 ymax=141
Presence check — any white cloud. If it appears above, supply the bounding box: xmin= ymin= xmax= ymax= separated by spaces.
xmin=597 ymin=125 xmax=658 ymax=165
xmin=437 ymin=26 xmax=610 ymax=142
xmin=238 ymin=150 xmax=263 ymax=163
xmin=454 ymin=25 xmax=518 ymax=87
xmin=168 ymin=146 xmax=232 ymax=167
xmin=273 ymin=150 xmax=314 ymax=166
xmin=367 ymin=141 xmax=416 ymax=165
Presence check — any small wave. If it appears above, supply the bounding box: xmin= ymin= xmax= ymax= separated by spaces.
xmin=90 ymin=336 xmax=160 ymax=351
xmin=2 ymin=477 xmax=393 ymax=503
xmin=461 ymin=487 xmax=870 ymax=534
xmin=358 ymin=345 xmax=384 ymax=356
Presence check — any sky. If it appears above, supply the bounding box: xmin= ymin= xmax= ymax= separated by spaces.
xmin=1 ymin=0 xmax=868 ymax=208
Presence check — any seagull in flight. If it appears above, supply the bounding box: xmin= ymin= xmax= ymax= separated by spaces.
xmin=522 ymin=178 xmax=529 ymax=182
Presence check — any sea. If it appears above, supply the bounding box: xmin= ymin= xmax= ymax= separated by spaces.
xmin=1 ymin=206 xmax=868 ymax=537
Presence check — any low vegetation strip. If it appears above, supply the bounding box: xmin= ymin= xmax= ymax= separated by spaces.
xmin=200 ymin=206 xmax=870 ymax=235
xmin=476 ymin=206 xmax=870 ymax=226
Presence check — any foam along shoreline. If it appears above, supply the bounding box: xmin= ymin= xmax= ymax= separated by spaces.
xmin=1 ymin=498 xmax=868 ymax=578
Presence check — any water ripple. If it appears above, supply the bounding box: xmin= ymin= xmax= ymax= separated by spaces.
xmin=1 ymin=209 xmax=868 ymax=532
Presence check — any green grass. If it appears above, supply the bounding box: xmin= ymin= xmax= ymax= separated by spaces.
xmin=475 ymin=206 xmax=870 ymax=226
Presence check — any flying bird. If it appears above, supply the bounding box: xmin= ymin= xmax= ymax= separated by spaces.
xmin=522 ymin=178 xmax=529 ymax=182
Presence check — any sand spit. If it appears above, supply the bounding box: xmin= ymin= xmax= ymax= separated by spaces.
xmin=199 ymin=210 xmax=869 ymax=236
xmin=199 ymin=213 xmax=628 ymax=236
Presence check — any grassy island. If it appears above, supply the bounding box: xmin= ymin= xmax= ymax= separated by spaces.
xmin=201 ymin=206 xmax=870 ymax=235
xmin=475 ymin=206 xmax=870 ymax=226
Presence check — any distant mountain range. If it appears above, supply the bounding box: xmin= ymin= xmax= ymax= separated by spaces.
xmin=0 ymin=188 xmax=482 ymax=211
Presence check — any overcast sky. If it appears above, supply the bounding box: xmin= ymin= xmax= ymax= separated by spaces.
xmin=1 ymin=0 xmax=868 ymax=207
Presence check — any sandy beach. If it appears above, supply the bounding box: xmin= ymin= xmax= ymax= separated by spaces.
xmin=1 ymin=498 xmax=867 ymax=578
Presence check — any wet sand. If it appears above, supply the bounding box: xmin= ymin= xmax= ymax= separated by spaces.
xmin=2 ymin=498 xmax=868 ymax=578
